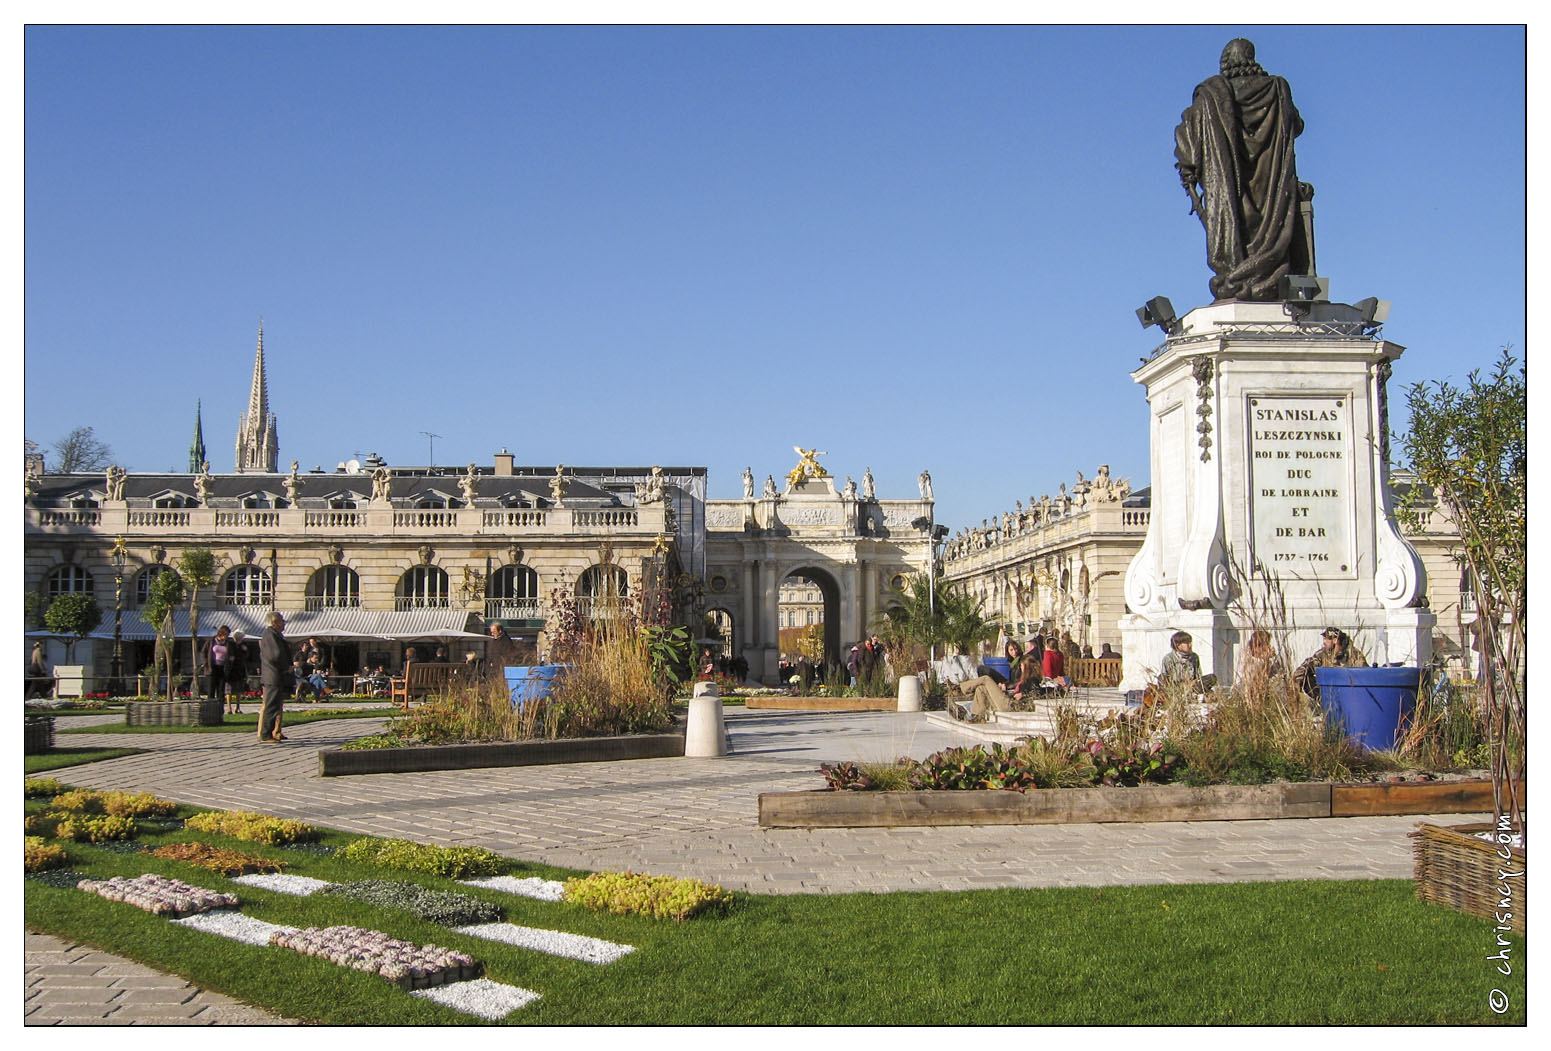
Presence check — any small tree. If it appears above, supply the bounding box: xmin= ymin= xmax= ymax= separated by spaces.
xmin=1398 ymin=348 xmax=1525 ymax=842
xmin=50 ymin=426 xmax=113 ymax=474
xmin=43 ymin=592 xmax=101 ymax=663
xmin=142 ymin=569 xmax=185 ymax=700
xmin=177 ymin=547 xmax=220 ymax=698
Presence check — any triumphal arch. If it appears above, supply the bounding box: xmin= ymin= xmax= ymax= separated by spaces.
xmin=701 ymin=451 xmax=937 ymax=684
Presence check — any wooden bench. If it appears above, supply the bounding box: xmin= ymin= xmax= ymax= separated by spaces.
xmin=1069 ymin=657 xmax=1122 ymax=687
xmin=389 ymin=661 xmax=465 ymax=710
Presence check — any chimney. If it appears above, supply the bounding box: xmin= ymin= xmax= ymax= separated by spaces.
xmin=493 ymin=449 xmax=514 ymax=476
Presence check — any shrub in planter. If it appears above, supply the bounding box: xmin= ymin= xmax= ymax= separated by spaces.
xmin=335 ymin=837 xmax=506 ymax=879
xmin=183 ymin=810 xmax=320 ymax=846
xmin=1084 ymin=739 xmax=1180 ymax=787
xmin=564 ymin=871 xmax=732 ymax=921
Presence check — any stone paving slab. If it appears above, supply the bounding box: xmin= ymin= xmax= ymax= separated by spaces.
xmin=23 ymin=931 xmax=295 ymax=1026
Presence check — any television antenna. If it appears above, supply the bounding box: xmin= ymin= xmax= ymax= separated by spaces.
xmin=420 ymin=431 xmax=442 ymax=468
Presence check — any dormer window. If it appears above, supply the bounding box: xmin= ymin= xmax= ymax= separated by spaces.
xmin=240 ymin=495 xmax=269 ymax=509
xmin=69 ymin=496 xmax=100 ymax=509
xmin=416 ymin=496 xmax=447 ymax=509
xmin=329 ymin=497 xmax=358 ymax=510
xmin=153 ymin=495 xmax=192 ymax=508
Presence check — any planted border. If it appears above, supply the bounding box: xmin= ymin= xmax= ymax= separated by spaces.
xmin=758 ymin=779 xmax=1501 ymax=828
xmin=318 ymin=722 xmax=686 ymax=776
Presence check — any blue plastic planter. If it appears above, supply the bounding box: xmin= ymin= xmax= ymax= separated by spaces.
xmin=1316 ymin=666 xmax=1421 ymax=751
xmin=982 ymin=657 xmax=1012 ymax=682
xmin=504 ymin=664 xmax=567 ymax=712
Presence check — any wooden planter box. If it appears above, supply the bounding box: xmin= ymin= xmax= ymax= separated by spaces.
xmin=319 ymin=722 xmax=687 ymax=776
xmin=760 ymin=778 xmax=1504 ymax=829
xmin=24 ymin=717 xmax=54 ymax=754
xmin=125 ymin=698 xmax=225 ymax=727
xmin=1411 ymin=822 xmax=1526 ymax=933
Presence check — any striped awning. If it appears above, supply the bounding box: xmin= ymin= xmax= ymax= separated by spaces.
xmin=84 ymin=607 xmax=487 ymax=641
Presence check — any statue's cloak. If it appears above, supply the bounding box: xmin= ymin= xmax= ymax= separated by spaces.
xmin=1175 ymin=73 xmax=1305 ymax=301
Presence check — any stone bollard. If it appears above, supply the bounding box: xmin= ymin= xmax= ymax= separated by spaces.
xmin=897 ymin=674 xmax=923 ymax=712
xmin=684 ymin=680 xmax=728 ymax=757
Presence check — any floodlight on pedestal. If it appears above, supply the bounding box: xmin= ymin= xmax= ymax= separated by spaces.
xmin=1135 ymin=296 xmax=1181 ymax=336
xmin=1353 ymin=297 xmax=1391 ymax=328
xmin=1278 ymin=275 xmax=1329 ymax=302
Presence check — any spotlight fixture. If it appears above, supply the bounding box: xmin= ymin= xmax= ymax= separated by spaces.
xmin=1135 ymin=296 xmax=1181 ymax=336
xmin=1353 ymin=297 xmax=1391 ymax=325
xmin=1278 ymin=275 xmax=1329 ymax=303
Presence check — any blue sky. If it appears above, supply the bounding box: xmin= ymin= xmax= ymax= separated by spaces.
xmin=21 ymin=24 xmax=1526 ymax=530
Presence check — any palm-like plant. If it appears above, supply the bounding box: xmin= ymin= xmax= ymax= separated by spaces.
xmin=873 ymin=574 xmax=998 ymax=664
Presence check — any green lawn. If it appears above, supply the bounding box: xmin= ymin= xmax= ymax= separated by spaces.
xmin=58 ymin=708 xmax=393 ymax=734
xmin=23 ymin=797 xmax=1525 ymax=1025
xmin=24 ymin=748 xmax=145 ymax=773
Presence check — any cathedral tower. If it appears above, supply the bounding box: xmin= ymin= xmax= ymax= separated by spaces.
xmin=188 ymin=400 xmax=206 ymax=473
xmin=234 ymin=322 xmax=279 ymax=473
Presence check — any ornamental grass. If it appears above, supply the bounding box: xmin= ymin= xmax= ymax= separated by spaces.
xmin=563 ymin=871 xmax=733 ymax=921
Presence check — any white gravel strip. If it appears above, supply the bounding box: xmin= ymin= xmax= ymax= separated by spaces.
xmin=458 ymin=875 xmax=566 ymax=901
xmin=453 ymin=922 xmax=635 ymax=965
xmin=172 ymin=909 xmax=299 ymax=946
xmin=231 ymin=873 xmax=334 ymax=896
xmin=410 ymin=977 xmax=541 ymax=1019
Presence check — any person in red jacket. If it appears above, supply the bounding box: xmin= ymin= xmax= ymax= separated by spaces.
xmin=1042 ymin=643 xmax=1068 ymax=691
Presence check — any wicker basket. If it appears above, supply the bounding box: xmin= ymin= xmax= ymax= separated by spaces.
xmin=24 ymin=716 xmax=55 ymax=754
xmin=1411 ymin=822 xmax=1526 ymax=933
xmin=125 ymin=698 xmax=225 ymax=727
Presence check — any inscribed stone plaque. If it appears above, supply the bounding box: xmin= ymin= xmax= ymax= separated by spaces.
xmin=1248 ymin=395 xmax=1353 ymax=573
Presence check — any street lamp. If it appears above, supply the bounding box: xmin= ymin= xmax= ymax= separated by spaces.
xmin=110 ymin=538 xmax=127 ymax=697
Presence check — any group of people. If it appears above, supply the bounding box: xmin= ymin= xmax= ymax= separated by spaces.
xmin=950 ymin=634 xmax=1076 ymax=722
xmin=1154 ymin=626 xmax=1367 ymax=703
xmin=198 ymin=625 xmax=251 ymax=714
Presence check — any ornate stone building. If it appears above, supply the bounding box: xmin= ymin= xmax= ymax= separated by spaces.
xmin=702 ymin=464 xmax=937 ymax=683
xmin=24 ymin=456 xmax=689 ymax=682
xmin=942 ymin=463 xmax=1473 ymax=674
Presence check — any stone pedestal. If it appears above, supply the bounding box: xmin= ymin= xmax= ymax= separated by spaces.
xmin=54 ymin=666 xmax=92 ymax=698
xmin=1119 ymin=301 xmax=1434 ymax=691
xmin=684 ymin=681 xmax=728 ymax=757
xmin=896 ymin=674 xmax=923 ymax=712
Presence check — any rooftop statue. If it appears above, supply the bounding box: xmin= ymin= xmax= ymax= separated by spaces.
xmin=1175 ymin=38 xmax=1313 ymax=301
xmin=787 ymin=447 xmax=829 ymax=488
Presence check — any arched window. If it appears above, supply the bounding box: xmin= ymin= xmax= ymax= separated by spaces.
xmin=576 ymin=564 xmax=628 ymax=616
xmin=134 ymin=565 xmax=180 ymax=607
xmin=222 ymin=566 xmax=272 ymax=606
xmin=45 ymin=565 xmax=95 ymax=599
xmin=397 ymin=566 xmax=449 ymax=609
xmin=307 ymin=566 xmax=360 ymax=609
xmin=486 ymin=564 xmax=539 ymax=619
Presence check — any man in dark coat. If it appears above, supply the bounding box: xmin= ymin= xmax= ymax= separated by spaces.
xmin=485 ymin=623 xmax=521 ymax=682
xmin=258 ymin=611 xmax=292 ymax=743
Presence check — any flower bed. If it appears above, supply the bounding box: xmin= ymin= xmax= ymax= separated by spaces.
xmin=183 ymin=810 xmax=320 ymax=845
xmin=317 ymin=880 xmax=504 ymax=927
xmin=268 ymin=925 xmax=480 ymax=989
xmin=77 ymin=873 xmax=240 ymax=917
xmin=144 ymin=842 xmax=288 ymax=876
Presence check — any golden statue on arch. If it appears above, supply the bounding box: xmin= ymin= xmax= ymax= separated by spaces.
xmin=787 ymin=446 xmax=830 ymax=488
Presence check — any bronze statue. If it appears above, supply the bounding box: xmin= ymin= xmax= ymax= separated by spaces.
xmin=1175 ymin=39 xmax=1312 ymax=301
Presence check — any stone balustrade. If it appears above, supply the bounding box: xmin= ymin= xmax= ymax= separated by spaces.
xmin=26 ymin=503 xmax=666 ymax=540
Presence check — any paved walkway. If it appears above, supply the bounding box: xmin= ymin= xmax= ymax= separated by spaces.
xmin=28 ymin=703 xmax=1482 ymax=1023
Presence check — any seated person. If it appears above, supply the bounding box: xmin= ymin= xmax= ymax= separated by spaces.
xmin=1155 ymin=631 xmax=1217 ymax=697
xmin=1294 ymin=627 xmax=1367 ymax=702
xmin=1041 ymin=642 xmax=1069 ymax=693
xmin=1238 ymin=629 xmax=1286 ymax=699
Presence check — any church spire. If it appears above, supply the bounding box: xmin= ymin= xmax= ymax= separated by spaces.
xmin=188 ymin=400 xmax=206 ymax=474
xmin=234 ymin=319 xmax=279 ymax=473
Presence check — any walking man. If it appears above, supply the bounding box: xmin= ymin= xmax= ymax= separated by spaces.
xmin=258 ymin=611 xmax=292 ymax=743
